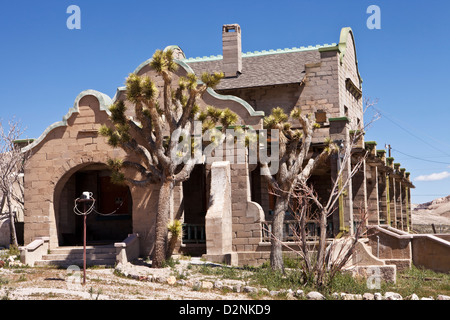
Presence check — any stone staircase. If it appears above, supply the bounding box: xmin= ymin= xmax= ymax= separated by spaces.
xmin=34 ymin=245 xmax=117 ymax=268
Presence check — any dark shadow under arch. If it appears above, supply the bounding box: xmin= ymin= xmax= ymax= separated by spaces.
xmin=53 ymin=162 xmax=133 ymax=246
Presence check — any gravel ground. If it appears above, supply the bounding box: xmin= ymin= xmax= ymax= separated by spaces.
xmin=0 ymin=258 xmax=252 ymax=300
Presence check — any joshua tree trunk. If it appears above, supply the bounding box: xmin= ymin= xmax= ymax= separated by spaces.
xmin=153 ymin=179 xmax=173 ymax=268
xmin=270 ymin=194 xmax=288 ymax=271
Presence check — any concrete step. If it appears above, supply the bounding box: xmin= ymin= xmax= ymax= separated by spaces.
xmin=35 ymin=258 xmax=116 ymax=268
xmin=42 ymin=253 xmax=115 ymax=261
xmin=49 ymin=246 xmax=116 ymax=255
xmin=35 ymin=245 xmax=117 ymax=268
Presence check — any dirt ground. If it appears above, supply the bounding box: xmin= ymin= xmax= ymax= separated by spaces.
xmin=0 ymin=258 xmax=253 ymax=300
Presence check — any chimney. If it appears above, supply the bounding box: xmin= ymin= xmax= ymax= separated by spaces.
xmin=222 ymin=24 xmax=242 ymax=77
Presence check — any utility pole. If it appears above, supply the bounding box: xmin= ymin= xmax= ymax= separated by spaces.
xmin=385 ymin=144 xmax=392 ymax=157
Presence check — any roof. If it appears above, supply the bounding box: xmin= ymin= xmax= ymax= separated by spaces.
xmin=185 ymin=43 xmax=337 ymax=90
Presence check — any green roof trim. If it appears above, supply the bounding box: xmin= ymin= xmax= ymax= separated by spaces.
xmin=377 ymin=150 xmax=386 ymax=154
xmin=365 ymin=141 xmax=377 ymax=145
xmin=183 ymin=43 xmax=338 ymax=63
xmin=329 ymin=116 xmax=350 ymax=122
xmin=318 ymin=45 xmax=339 ymax=53
xmin=22 ymin=89 xmax=113 ymax=153
xmin=13 ymin=139 xmax=35 ymax=144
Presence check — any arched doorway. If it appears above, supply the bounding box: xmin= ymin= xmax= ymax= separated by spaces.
xmin=55 ymin=163 xmax=132 ymax=246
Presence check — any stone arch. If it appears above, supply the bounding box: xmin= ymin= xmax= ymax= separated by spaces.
xmin=50 ymin=157 xmax=133 ymax=247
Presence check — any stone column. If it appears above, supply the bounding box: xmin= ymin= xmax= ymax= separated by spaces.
xmin=352 ymin=158 xmax=368 ymax=227
xmin=204 ymin=161 xmax=236 ymax=265
xmin=366 ymin=163 xmax=379 ymax=225
xmin=388 ymin=174 xmax=396 ymax=227
xmin=329 ymin=117 xmax=353 ymax=236
xmin=394 ymin=173 xmax=403 ymax=230
xmin=406 ymin=183 xmax=412 ymax=232
xmin=377 ymin=170 xmax=388 ymax=225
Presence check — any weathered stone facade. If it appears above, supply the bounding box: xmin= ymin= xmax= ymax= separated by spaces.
xmin=21 ymin=24 xmax=415 ymax=267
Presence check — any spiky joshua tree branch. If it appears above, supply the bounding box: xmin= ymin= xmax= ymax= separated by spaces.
xmin=99 ymin=49 xmax=237 ymax=267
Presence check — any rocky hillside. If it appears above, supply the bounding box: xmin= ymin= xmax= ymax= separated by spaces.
xmin=412 ymin=195 xmax=450 ymax=225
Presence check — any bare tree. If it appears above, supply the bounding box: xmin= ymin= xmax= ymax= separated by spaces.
xmin=263 ymin=98 xmax=379 ymax=286
xmin=262 ymin=131 xmax=368 ymax=287
xmin=259 ymin=107 xmax=334 ymax=271
xmin=0 ymin=119 xmax=30 ymax=247
xmin=289 ymin=172 xmax=368 ymax=288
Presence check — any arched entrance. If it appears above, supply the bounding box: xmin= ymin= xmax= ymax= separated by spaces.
xmin=54 ymin=163 xmax=132 ymax=246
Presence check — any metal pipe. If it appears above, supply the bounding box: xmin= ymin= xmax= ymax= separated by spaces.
xmin=83 ymin=202 xmax=87 ymax=286
xmin=376 ymin=235 xmax=380 ymax=258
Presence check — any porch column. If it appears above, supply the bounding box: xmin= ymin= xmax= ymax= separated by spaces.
xmin=388 ymin=174 xmax=396 ymax=227
xmin=329 ymin=117 xmax=354 ymax=236
xmin=352 ymin=158 xmax=368 ymax=227
xmin=406 ymin=180 xmax=412 ymax=232
xmin=377 ymin=170 xmax=388 ymax=225
xmin=366 ymin=163 xmax=379 ymax=225
xmin=203 ymin=161 xmax=236 ymax=264
xmin=393 ymin=164 xmax=402 ymax=230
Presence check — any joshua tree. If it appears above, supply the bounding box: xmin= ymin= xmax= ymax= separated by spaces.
xmin=99 ymin=49 xmax=237 ymax=268
xmin=260 ymin=107 xmax=334 ymax=271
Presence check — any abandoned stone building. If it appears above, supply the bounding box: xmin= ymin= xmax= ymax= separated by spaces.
xmin=18 ymin=24 xmax=425 ymax=269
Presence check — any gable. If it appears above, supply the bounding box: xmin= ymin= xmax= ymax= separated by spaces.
xmin=338 ymin=27 xmax=362 ymax=88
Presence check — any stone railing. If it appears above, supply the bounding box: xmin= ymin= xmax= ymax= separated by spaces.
xmin=411 ymin=233 xmax=450 ymax=273
xmin=19 ymin=236 xmax=50 ymax=267
xmin=367 ymin=224 xmax=450 ymax=273
xmin=115 ymin=233 xmax=140 ymax=265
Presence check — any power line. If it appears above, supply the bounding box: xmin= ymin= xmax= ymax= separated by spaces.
xmin=392 ymin=148 xmax=450 ymax=165
xmin=373 ymin=106 xmax=450 ymax=157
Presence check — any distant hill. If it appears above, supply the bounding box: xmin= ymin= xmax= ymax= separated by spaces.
xmin=412 ymin=195 xmax=450 ymax=225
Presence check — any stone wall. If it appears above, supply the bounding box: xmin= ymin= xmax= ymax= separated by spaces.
xmin=367 ymin=227 xmax=412 ymax=260
xmin=337 ymin=29 xmax=363 ymax=128
xmin=412 ymin=235 xmax=450 ymax=273
xmin=299 ymin=52 xmax=340 ymax=119
xmin=218 ymin=83 xmax=304 ymax=117
xmin=23 ymin=92 xmax=159 ymax=253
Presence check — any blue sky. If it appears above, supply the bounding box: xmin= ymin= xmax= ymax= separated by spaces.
xmin=0 ymin=0 xmax=449 ymax=204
